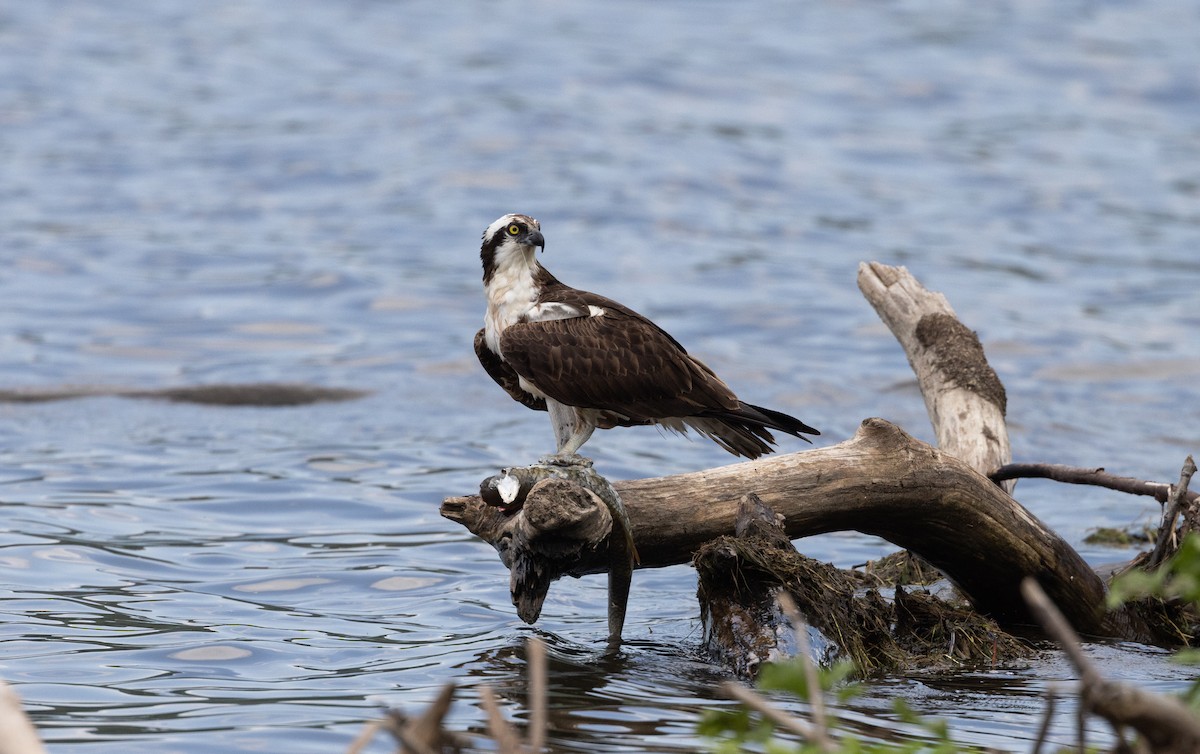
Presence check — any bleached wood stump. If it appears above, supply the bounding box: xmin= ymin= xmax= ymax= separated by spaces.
xmin=857 ymin=261 xmax=1014 ymax=493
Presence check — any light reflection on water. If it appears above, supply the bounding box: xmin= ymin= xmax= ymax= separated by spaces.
xmin=1 ymin=0 xmax=1198 ymax=751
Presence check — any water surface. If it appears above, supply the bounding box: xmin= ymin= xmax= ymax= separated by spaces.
xmin=1 ymin=1 xmax=1198 ymax=751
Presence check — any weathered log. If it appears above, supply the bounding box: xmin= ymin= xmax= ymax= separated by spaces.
xmin=442 ymin=418 xmax=1107 ymax=635
xmin=454 ymin=456 xmax=636 ymax=645
xmin=857 ymin=262 xmax=1013 ymax=492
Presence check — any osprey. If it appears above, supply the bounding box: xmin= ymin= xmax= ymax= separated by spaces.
xmin=475 ymin=213 xmax=819 ymax=459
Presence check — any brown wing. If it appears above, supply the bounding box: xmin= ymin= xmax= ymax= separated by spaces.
xmin=494 ymin=274 xmax=820 ymax=455
xmin=474 ymin=328 xmax=547 ymax=413
xmin=498 ymin=303 xmax=741 ymax=423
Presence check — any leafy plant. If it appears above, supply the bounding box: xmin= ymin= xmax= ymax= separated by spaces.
xmin=1107 ymin=531 xmax=1200 ymax=709
xmin=1107 ymin=531 xmax=1200 ymax=607
xmin=699 ymin=657 xmax=983 ymax=753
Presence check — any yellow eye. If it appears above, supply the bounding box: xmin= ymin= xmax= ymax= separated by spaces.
xmin=507 ymin=224 xmax=521 ymax=235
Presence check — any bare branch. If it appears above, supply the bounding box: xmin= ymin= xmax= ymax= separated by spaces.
xmin=777 ymin=592 xmax=833 ymax=752
xmin=0 ymin=682 xmax=48 ymax=754
xmin=1021 ymin=579 xmax=1200 ymax=754
xmin=1029 ymin=684 xmax=1058 ymax=754
xmin=1150 ymin=455 xmax=1198 ymax=568
xmin=527 ymin=638 xmax=547 ymax=753
xmin=990 ymin=463 xmax=1199 ymax=507
xmin=478 ymin=685 xmax=528 ymax=754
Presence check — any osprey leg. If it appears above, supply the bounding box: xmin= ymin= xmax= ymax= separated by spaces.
xmin=548 ymin=399 xmax=595 ymax=457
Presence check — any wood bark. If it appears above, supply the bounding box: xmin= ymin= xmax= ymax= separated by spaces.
xmin=442 ymin=418 xmax=1106 ymax=635
xmin=857 ymin=262 xmax=1014 ymax=492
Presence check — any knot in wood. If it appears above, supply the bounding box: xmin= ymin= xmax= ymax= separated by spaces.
xmin=524 ymin=478 xmax=613 ymax=542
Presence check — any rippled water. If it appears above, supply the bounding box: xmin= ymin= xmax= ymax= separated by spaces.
xmin=2 ymin=1 xmax=1198 ymax=751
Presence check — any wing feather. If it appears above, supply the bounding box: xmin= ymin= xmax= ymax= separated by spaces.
xmin=499 ymin=300 xmax=739 ymax=422
xmin=474 ymin=328 xmax=547 ymax=413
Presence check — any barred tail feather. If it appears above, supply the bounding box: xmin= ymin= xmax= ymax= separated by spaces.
xmin=678 ymin=403 xmax=819 ymax=459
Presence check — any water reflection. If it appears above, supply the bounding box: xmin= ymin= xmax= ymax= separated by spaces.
xmin=448 ymin=635 xmax=729 ymax=752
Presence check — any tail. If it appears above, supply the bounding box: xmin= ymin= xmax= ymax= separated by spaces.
xmin=740 ymin=402 xmax=820 ymax=440
xmin=686 ymin=403 xmax=820 ymax=459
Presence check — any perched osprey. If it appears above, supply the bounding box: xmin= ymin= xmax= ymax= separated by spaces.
xmin=475 ymin=213 xmax=819 ymax=459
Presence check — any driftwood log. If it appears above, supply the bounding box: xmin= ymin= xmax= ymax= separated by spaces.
xmin=442 ymin=417 xmax=1106 ymax=635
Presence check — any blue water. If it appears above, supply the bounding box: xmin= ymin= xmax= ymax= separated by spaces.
xmin=1 ymin=1 xmax=1197 ymax=751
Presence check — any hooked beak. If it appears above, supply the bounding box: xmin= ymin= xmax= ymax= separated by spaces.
xmin=526 ymin=229 xmax=545 ymax=251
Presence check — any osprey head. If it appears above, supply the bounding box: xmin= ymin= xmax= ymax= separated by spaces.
xmin=481 ymin=213 xmax=544 ymax=283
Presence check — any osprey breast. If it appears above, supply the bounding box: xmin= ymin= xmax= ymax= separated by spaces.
xmin=483 ymin=262 xmax=540 ymax=356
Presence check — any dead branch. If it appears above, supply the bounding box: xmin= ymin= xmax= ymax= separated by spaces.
xmin=478 ymin=686 xmax=528 ymax=754
xmin=348 ymin=639 xmax=549 ymax=754
xmin=526 ymin=638 xmax=547 ymax=754
xmin=857 ymin=261 xmax=1013 ymax=491
xmin=474 ymin=638 xmax=548 ymax=754
xmin=719 ymin=681 xmax=823 ymax=743
xmin=1030 ymin=684 xmax=1059 ymax=754
xmin=1150 ymin=455 xmax=1198 ymax=568
xmin=344 ymin=720 xmax=386 ymax=754
xmin=383 ymin=682 xmax=464 ymax=754
xmin=777 ymin=593 xmax=833 ymax=752
xmin=1021 ymin=579 xmax=1200 ymax=754
xmin=990 ymin=463 xmax=1200 ymax=508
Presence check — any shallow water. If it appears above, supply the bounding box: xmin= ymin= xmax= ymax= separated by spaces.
xmin=1 ymin=1 xmax=1198 ymax=751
